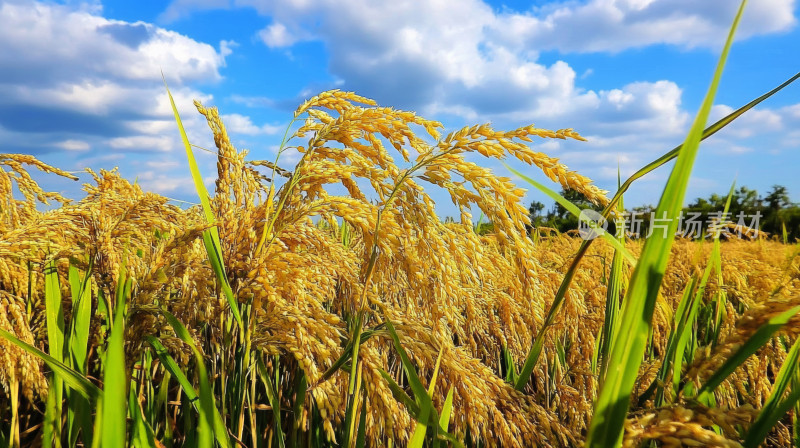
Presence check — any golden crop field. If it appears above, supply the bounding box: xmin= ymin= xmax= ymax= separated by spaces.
xmin=2 ymin=5 xmax=800 ymax=447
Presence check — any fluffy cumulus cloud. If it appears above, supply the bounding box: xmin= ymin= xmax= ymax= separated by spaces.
xmin=7 ymin=0 xmax=799 ymax=205
xmin=0 ymin=0 xmax=244 ymax=197
xmin=180 ymin=0 xmax=792 ymax=124
xmin=208 ymin=0 xmax=701 ymax=182
xmin=495 ymin=0 xmax=796 ymax=53
xmin=153 ymin=0 xmax=798 ymax=204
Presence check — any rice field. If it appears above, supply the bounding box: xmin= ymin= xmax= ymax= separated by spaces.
xmin=3 ymin=3 xmax=800 ymax=447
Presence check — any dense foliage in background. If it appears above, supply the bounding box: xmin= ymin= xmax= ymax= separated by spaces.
xmin=528 ymin=185 xmax=800 ymax=241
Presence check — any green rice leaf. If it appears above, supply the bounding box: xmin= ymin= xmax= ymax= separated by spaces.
xmin=44 ymin=260 xmax=65 ymax=448
xmin=0 ymin=329 xmax=101 ymax=401
xmin=505 ymin=164 xmax=635 ymax=265
xmin=256 ymin=357 xmax=286 ymax=448
xmin=145 ymin=336 xmax=198 ymax=402
xmin=129 ymin=385 xmax=157 ymax=448
xmin=528 ymin=68 xmax=800 ymax=398
xmin=697 ymin=304 xmax=800 ymax=401
xmin=289 ymin=371 xmax=307 ymax=448
xmin=384 ymin=320 xmax=439 ymax=446
xmin=586 ymin=3 xmax=747 ymax=446
xmin=439 ymin=387 xmax=454 ymax=433
xmin=744 ymin=337 xmax=800 ymax=447
xmin=161 ymin=310 xmax=230 ymax=448
xmin=507 ymin=163 xmax=635 ymax=391
xmin=101 ymin=265 xmax=131 ymax=448
xmin=378 ymin=369 xmax=420 ymax=416
xmin=163 ymin=74 xmax=243 ymax=330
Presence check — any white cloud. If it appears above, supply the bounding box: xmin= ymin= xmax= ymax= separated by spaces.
xmin=0 ymin=1 xmax=285 ymax=201
xmin=495 ymin=0 xmax=796 ymax=53
xmin=0 ymin=2 xmax=227 ymax=86
xmin=108 ymin=135 xmax=176 ymax=152
xmin=221 ymin=113 xmax=283 ymax=135
xmin=136 ymin=169 xmax=194 ymax=194
xmin=158 ymin=0 xmax=232 ymax=24
xmin=0 ymin=1 xmax=230 ymax=153
xmin=259 ymin=22 xmax=299 ymax=47
xmin=55 ymin=139 xmax=90 ymax=151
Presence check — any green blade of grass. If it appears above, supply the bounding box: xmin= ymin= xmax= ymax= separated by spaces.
xmin=289 ymin=371 xmax=307 ymax=448
xmin=586 ymin=3 xmax=747 ymax=446
xmin=0 ymin=328 xmax=101 ymax=401
xmin=505 ymin=164 xmax=635 ymax=265
xmin=129 ymin=385 xmax=157 ymax=448
xmin=42 ymin=379 xmax=60 ymax=448
xmin=652 ymin=276 xmax=698 ymax=406
xmin=744 ymin=337 xmax=800 ymax=447
xmin=697 ymin=305 xmax=800 ymax=401
xmin=668 ymin=182 xmax=736 ymax=396
xmin=377 ymin=369 xmax=421 ymax=416
xmin=438 ymin=387 xmax=454 ymax=434
xmin=599 ymin=186 xmax=625 ymax=384
xmin=411 ymin=344 xmax=445 ymax=447
xmin=256 ymin=357 xmax=286 ymax=448
xmin=145 ymin=336 xmax=199 ymax=402
xmin=354 ymin=390 xmax=368 ymax=448
xmin=603 ymin=70 xmax=800 ymax=219
xmin=792 ymin=367 xmax=800 ymax=447
xmin=317 ymin=324 xmax=386 ymax=385
xmin=163 ymin=75 xmax=243 ymax=330
xmin=507 ymin=164 xmax=636 ymax=391
xmin=161 ymin=310 xmax=230 ymax=448
xmin=408 ymin=404 xmax=432 ymax=448
xmin=101 ymin=266 xmax=131 ymax=448
xmin=67 ymin=261 xmax=94 ymax=448
xmin=516 ymin=69 xmax=800 ymax=393
xmin=384 ymin=320 xmax=439 ymax=446
xmin=44 ymin=260 xmax=65 ymax=448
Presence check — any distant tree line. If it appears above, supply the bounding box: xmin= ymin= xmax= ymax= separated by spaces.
xmin=527 ymin=185 xmax=800 ymax=242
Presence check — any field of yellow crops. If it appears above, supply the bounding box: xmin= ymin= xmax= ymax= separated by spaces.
xmin=3 ymin=9 xmax=800 ymax=444
xmin=1 ymin=77 xmax=800 ymax=448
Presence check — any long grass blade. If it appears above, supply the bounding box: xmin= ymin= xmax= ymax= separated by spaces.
xmin=161 ymin=310 xmax=230 ymax=448
xmin=599 ymin=188 xmax=625 ymax=383
xmin=439 ymin=387 xmax=454 ymax=433
xmin=378 ymin=369 xmax=420 ymax=416
xmin=163 ymin=75 xmax=243 ymax=330
xmin=384 ymin=320 xmax=439 ymax=446
xmin=586 ymin=3 xmax=747 ymax=446
xmin=257 ymin=357 xmax=286 ymax=448
xmin=0 ymin=329 xmax=101 ymax=400
xmin=67 ymin=261 xmax=94 ymax=448
xmin=697 ymin=304 xmax=800 ymax=401
xmin=744 ymin=337 xmax=800 ymax=447
xmin=507 ymin=164 xmax=635 ymax=391
xmin=145 ymin=336 xmax=199 ymax=402
xmin=516 ymin=69 xmax=800 ymax=392
xmin=44 ymin=260 xmax=65 ymax=448
xmin=101 ymin=265 xmax=131 ymax=448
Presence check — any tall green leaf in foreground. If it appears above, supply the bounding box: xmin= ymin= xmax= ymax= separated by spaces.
xmin=744 ymin=337 xmax=800 ymax=447
xmin=510 ymin=69 xmax=800 ymax=393
xmin=102 ymin=260 xmax=132 ymax=448
xmin=163 ymin=75 xmax=243 ymax=330
xmin=505 ymin=165 xmax=635 ymax=391
xmin=585 ymin=2 xmax=747 ymax=446
xmin=43 ymin=260 xmax=65 ymax=448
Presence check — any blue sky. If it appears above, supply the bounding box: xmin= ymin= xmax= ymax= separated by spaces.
xmin=2 ymin=0 xmax=799 ymax=217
